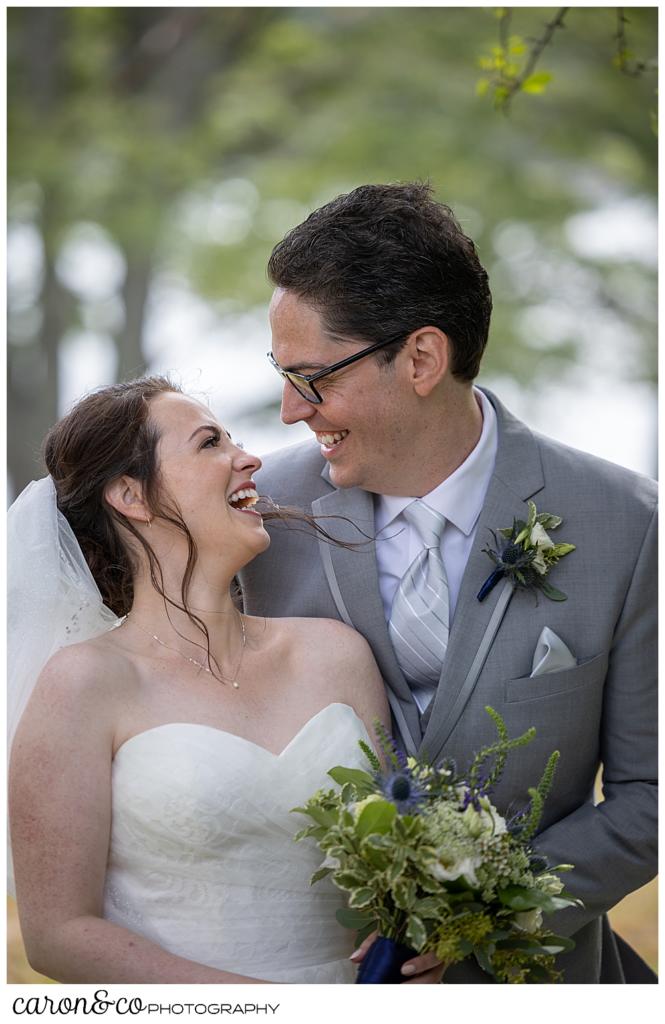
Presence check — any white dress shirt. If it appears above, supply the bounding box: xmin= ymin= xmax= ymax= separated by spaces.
xmin=374 ymin=387 xmax=498 ymax=635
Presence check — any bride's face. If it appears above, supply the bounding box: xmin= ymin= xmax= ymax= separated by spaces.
xmin=148 ymin=392 xmax=270 ymax=568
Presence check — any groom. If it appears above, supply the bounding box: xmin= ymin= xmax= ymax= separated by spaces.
xmin=239 ymin=182 xmax=657 ymax=984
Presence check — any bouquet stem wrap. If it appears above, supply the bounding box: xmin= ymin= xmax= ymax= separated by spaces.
xmin=355 ymin=937 xmax=416 ymax=984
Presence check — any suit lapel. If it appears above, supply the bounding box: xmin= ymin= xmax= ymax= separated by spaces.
xmin=419 ymin=391 xmax=546 ymax=762
xmin=309 ymin=391 xmax=546 ymax=762
xmin=311 ymin=475 xmax=422 ymax=751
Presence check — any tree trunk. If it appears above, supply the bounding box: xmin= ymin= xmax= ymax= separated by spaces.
xmin=7 ymin=10 xmax=63 ymax=497
xmin=8 ymin=233 xmax=69 ymax=495
xmin=117 ymin=254 xmax=152 ymax=381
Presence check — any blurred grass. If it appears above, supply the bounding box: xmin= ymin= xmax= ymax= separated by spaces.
xmin=7 ymin=881 xmax=657 ymax=982
xmin=608 ymin=877 xmax=659 ymax=972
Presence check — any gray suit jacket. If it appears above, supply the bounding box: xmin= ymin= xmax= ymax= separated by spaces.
xmin=240 ymin=390 xmax=657 ymax=983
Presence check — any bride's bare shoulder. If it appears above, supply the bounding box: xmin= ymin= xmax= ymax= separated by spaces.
xmin=261 ymin=615 xmax=373 ymax=661
xmin=30 ymin=632 xmax=140 ymax=715
xmin=262 ymin=616 xmax=384 ymax=695
xmin=261 ymin=616 xmax=388 ymax=727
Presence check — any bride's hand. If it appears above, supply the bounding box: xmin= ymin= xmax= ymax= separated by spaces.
xmin=349 ymin=929 xmax=379 ymax=965
xmin=350 ymin=931 xmax=446 ymax=983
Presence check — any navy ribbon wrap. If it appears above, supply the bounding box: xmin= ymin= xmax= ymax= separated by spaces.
xmin=355 ymin=937 xmax=416 ymax=984
xmin=477 ymin=566 xmax=505 ymax=602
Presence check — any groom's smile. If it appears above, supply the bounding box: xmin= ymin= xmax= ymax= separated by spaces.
xmin=315 ymin=428 xmax=349 ymax=455
xmin=268 ymin=288 xmax=421 ymax=494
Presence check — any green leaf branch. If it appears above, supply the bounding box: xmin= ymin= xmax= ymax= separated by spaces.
xmin=614 ymin=8 xmax=657 ymax=77
xmin=477 ymin=7 xmax=657 ymax=116
xmin=477 ymin=7 xmax=568 ymax=111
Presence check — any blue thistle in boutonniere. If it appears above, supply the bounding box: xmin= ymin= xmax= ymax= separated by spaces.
xmin=477 ymin=501 xmax=576 ymax=602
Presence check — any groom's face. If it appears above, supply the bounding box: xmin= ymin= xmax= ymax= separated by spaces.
xmin=269 ymin=289 xmax=415 ymax=494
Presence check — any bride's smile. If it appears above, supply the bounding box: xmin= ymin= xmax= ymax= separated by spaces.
xmin=139 ymin=390 xmax=270 ymax=572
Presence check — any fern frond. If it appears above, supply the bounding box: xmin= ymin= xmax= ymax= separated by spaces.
xmin=520 ymin=750 xmax=560 ymax=842
xmin=520 ymin=786 xmax=544 ymax=843
xmin=485 ymin=705 xmax=509 ymax=743
xmin=359 ymin=739 xmax=382 ymax=773
xmin=373 ymin=719 xmax=403 ymax=770
xmin=537 ymin=750 xmax=560 ymax=804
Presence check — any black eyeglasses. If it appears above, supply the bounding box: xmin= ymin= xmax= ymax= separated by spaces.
xmin=267 ymin=336 xmax=402 ymax=404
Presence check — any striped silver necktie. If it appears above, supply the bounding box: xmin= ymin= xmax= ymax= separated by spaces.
xmin=388 ymin=500 xmax=449 ymax=711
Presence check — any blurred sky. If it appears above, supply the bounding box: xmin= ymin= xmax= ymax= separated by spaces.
xmin=8 ymin=193 xmax=654 ymax=482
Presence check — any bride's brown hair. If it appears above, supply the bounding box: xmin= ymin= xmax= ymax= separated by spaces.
xmin=43 ymin=375 xmax=364 ymax=672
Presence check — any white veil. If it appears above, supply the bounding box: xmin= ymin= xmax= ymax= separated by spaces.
xmin=7 ymin=476 xmax=120 ymax=747
xmin=7 ymin=477 xmax=120 ymax=893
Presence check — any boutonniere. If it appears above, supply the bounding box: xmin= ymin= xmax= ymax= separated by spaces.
xmin=477 ymin=501 xmax=576 ymax=603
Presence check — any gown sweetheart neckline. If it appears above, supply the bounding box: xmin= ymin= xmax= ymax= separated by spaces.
xmin=113 ymin=701 xmax=368 ymax=761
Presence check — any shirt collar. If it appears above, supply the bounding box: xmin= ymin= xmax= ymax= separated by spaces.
xmin=374 ymin=388 xmax=498 ymax=537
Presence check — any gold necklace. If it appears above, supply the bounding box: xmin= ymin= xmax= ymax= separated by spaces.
xmin=128 ymin=614 xmax=246 ymax=689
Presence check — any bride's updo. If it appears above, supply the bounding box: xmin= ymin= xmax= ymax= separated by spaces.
xmin=43 ymin=375 xmax=182 ymax=617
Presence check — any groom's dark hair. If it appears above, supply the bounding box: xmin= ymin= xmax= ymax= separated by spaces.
xmin=268 ymin=181 xmax=492 ymax=381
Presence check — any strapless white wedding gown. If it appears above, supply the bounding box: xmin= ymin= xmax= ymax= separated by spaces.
xmin=103 ymin=703 xmax=370 ymax=983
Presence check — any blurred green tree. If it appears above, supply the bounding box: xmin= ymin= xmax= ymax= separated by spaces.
xmin=8 ymin=6 xmax=657 ymax=492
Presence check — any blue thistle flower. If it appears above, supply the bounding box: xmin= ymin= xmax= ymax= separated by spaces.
xmin=379 ymin=768 xmax=427 ymax=814
xmin=478 ymin=532 xmax=537 ymax=601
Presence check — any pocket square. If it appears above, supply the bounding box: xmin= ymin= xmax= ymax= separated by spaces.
xmin=530 ymin=626 xmax=577 ymax=678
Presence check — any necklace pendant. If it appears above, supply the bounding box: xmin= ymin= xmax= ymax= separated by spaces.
xmin=129 ymin=612 xmax=245 ymax=686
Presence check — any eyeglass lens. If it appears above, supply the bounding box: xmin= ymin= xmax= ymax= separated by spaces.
xmin=282 ymin=370 xmax=319 ymax=403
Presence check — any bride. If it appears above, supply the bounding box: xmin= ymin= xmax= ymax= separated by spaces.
xmin=9 ymin=375 xmax=396 ymax=985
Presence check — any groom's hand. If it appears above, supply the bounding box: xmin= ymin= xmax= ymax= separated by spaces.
xmin=399 ymin=952 xmax=446 ymax=984
xmin=350 ymin=932 xmax=446 ymax=983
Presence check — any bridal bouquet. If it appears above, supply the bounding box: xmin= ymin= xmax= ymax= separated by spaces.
xmin=293 ymin=708 xmax=581 ymax=984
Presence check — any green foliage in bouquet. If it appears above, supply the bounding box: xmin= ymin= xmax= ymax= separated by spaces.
xmin=293 ymin=707 xmax=581 ymax=983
